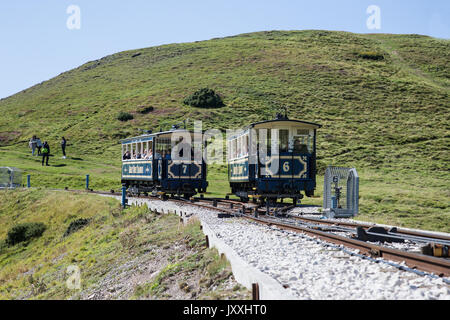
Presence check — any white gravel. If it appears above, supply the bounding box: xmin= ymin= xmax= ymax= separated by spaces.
xmin=288 ymin=205 xmax=322 ymax=216
xmin=101 ymin=195 xmax=450 ymax=300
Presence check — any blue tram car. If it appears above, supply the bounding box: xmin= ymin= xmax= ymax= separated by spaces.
xmin=121 ymin=128 xmax=208 ymax=197
xmin=227 ymin=114 xmax=321 ymax=204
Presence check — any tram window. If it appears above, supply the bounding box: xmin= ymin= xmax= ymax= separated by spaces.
xmin=279 ymin=129 xmax=289 ymax=153
xmin=232 ymin=139 xmax=237 ymax=159
xmin=233 ymin=139 xmax=237 ymax=159
xmin=237 ymin=137 xmax=242 ymax=158
xmin=165 ymin=139 xmax=171 ymax=157
xmin=267 ymin=130 xmax=271 ymax=154
xmin=256 ymin=129 xmax=271 ymax=155
xmin=135 ymin=143 xmax=141 ymax=159
xmin=122 ymin=144 xmax=130 ymax=160
xmin=243 ymin=134 xmax=249 ymax=157
xmin=293 ymin=131 xmax=313 ymax=153
xmin=155 ymin=138 xmax=171 ymax=159
xmin=140 ymin=141 xmax=148 ymax=159
xmin=132 ymin=143 xmax=136 ymax=159
xmin=232 ymin=139 xmax=236 ymax=159
xmin=148 ymin=141 xmax=153 ymax=158
xmin=237 ymin=140 xmax=241 ymax=158
xmin=192 ymin=142 xmax=202 ymax=161
xmin=173 ymin=136 xmax=183 ymax=157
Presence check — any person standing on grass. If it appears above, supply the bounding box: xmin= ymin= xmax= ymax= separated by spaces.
xmin=36 ymin=137 xmax=43 ymax=155
xmin=61 ymin=137 xmax=67 ymax=159
xmin=29 ymin=135 xmax=37 ymax=156
xmin=41 ymin=141 xmax=50 ymax=166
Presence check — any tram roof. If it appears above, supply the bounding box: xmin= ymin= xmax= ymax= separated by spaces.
xmin=120 ymin=129 xmax=204 ymax=144
xmin=248 ymin=118 xmax=322 ymax=130
xmin=228 ymin=118 xmax=322 ymax=139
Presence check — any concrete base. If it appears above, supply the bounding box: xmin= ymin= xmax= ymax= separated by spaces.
xmin=102 ymin=195 xmax=297 ymax=299
xmin=200 ymin=220 xmax=297 ymax=300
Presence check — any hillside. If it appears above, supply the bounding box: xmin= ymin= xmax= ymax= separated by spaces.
xmin=0 ymin=30 xmax=448 ymax=231
xmin=0 ymin=189 xmax=250 ymax=299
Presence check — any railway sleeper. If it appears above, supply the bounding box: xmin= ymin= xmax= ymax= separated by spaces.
xmin=217 ymin=213 xmax=235 ymax=219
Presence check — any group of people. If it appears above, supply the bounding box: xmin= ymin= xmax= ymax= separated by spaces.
xmin=123 ymin=149 xmax=153 ymax=160
xmin=29 ymin=136 xmax=67 ymax=166
xmin=28 ymin=136 xmax=43 ymax=156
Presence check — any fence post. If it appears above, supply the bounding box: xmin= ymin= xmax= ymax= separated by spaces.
xmin=331 ymin=195 xmax=337 ymax=209
xmin=252 ymin=283 xmax=260 ymax=300
xmin=85 ymin=174 xmax=89 ymax=190
xmin=122 ymin=186 xmax=127 ymax=207
xmin=27 ymin=175 xmax=31 ymax=188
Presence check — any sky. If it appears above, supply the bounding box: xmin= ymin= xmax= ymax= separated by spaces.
xmin=0 ymin=0 xmax=448 ymax=99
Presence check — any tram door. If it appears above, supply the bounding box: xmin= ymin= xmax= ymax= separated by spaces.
xmin=278 ymin=129 xmax=295 ymax=182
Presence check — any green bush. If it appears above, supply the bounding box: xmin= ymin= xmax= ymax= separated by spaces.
xmin=6 ymin=222 xmax=46 ymax=245
xmin=183 ymin=88 xmax=224 ymax=108
xmin=117 ymin=111 xmax=134 ymax=121
xmin=357 ymin=51 xmax=384 ymax=61
xmin=63 ymin=218 xmax=90 ymax=237
xmin=137 ymin=106 xmax=154 ymax=114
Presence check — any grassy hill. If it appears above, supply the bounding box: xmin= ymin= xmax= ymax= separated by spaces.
xmin=0 ymin=189 xmax=250 ymax=299
xmin=0 ymin=30 xmax=448 ymax=231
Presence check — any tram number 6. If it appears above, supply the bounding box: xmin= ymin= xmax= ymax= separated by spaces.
xmin=283 ymin=162 xmax=290 ymax=172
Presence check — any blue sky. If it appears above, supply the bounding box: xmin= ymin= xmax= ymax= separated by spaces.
xmin=0 ymin=0 xmax=448 ymax=99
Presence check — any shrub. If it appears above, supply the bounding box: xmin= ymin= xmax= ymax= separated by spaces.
xmin=183 ymin=88 xmax=224 ymax=109
xmin=357 ymin=51 xmax=384 ymax=61
xmin=6 ymin=222 xmax=46 ymax=245
xmin=117 ymin=111 xmax=134 ymax=122
xmin=137 ymin=106 xmax=154 ymax=114
xmin=63 ymin=218 xmax=90 ymax=237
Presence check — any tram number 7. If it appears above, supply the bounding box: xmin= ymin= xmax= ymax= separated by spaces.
xmin=182 ymin=164 xmax=188 ymax=175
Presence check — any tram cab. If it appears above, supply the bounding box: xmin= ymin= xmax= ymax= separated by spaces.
xmin=121 ymin=128 xmax=208 ymax=197
xmin=228 ymin=114 xmax=321 ymax=203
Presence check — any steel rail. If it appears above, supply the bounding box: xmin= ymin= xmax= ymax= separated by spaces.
xmin=287 ymin=214 xmax=450 ymax=243
xmin=240 ymin=215 xmax=450 ymax=278
xmin=281 ymin=216 xmax=450 ymax=246
xmin=58 ymin=189 xmax=450 ymax=278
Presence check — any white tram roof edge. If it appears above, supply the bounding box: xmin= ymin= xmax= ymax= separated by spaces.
xmin=120 ymin=129 xmax=205 ymax=144
xmin=227 ymin=119 xmax=322 ymax=140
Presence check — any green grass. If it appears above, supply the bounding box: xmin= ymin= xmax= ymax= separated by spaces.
xmin=0 ymin=189 xmax=120 ymax=299
xmin=0 ymin=189 xmax=249 ymax=299
xmin=0 ymin=30 xmax=448 ymax=232
xmin=0 ymin=147 xmax=121 ymax=191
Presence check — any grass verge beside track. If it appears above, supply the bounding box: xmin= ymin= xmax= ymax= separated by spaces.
xmin=0 ymin=189 xmax=250 ymax=299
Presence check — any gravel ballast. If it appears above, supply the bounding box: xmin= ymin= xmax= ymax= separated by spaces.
xmin=102 ymin=195 xmax=450 ymax=300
